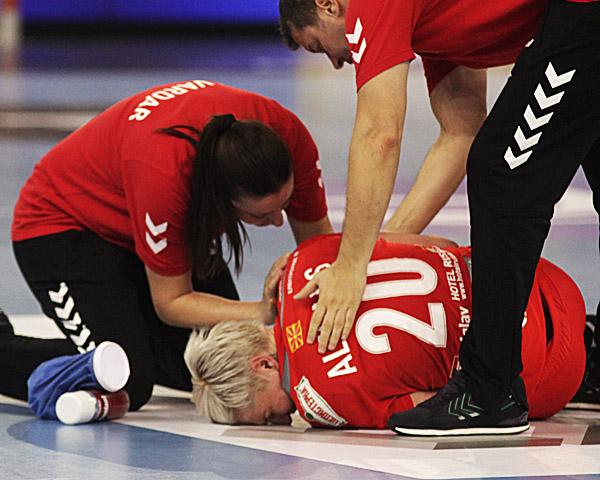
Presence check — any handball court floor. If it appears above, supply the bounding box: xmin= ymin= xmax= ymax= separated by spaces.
xmin=0 ymin=32 xmax=599 ymax=480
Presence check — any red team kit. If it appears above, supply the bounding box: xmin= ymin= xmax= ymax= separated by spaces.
xmin=12 ymin=81 xmax=327 ymax=276
xmin=275 ymin=235 xmax=586 ymax=428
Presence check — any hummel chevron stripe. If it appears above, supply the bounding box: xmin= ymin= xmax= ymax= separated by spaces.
xmin=514 ymin=126 xmax=542 ymax=151
xmin=48 ymin=282 xmax=68 ymax=303
xmin=146 ymin=232 xmax=167 ymax=254
xmin=545 ymin=62 xmax=576 ymax=89
xmin=55 ymin=296 xmax=75 ymax=320
xmin=449 ymin=394 xmax=483 ymax=420
xmin=346 ymin=18 xmax=366 ymax=63
xmin=70 ymin=327 xmax=91 ymax=347
xmin=352 ymin=39 xmax=367 ymax=64
xmin=61 ymin=312 xmax=82 ymax=331
xmin=524 ymin=105 xmax=553 ymax=130
xmin=345 ymin=18 xmax=362 ymax=44
xmin=504 ymin=62 xmax=575 ymax=170
xmin=505 ymin=147 xmax=532 ymax=170
xmin=145 ymin=213 xmax=168 ymax=236
xmin=535 ymin=84 xmax=564 ymax=110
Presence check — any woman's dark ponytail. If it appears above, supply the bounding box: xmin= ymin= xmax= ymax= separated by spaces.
xmin=160 ymin=113 xmax=293 ymax=280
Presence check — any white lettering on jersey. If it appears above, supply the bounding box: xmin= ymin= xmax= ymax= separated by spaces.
xmin=458 ymin=305 xmax=471 ymax=342
xmin=294 ymin=376 xmax=347 ymax=427
xmin=346 ymin=18 xmax=367 ymax=64
xmin=322 ymin=340 xmax=358 ymax=378
xmin=286 ymin=252 xmax=299 ymax=295
xmin=356 ymin=257 xmax=448 ymax=354
xmin=145 ymin=213 xmax=168 ymax=254
xmin=304 ymin=262 xmax=331 ymax=281
xmin=128 ymin=80 xmax=216 ymax=121
xmin=304 ymin=262 xmax=331 ymax=308
xmin=363 ymin=258 xmax=437 ymax=300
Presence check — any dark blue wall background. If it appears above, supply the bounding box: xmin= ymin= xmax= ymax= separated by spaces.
xmin=23 ymin=1 xmax=279 ymax=24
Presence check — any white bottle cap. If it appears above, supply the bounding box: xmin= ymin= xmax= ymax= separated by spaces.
xmin=55 ymin=391 xmax=98 ymax=425
xmin=92 ymin=341 xmax=130 ymax=392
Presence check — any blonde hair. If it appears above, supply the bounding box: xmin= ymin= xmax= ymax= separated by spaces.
xmin=184 ymin=320 xmax=275 ymax=424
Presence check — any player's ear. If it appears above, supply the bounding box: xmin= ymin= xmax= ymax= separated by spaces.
xmin=249 ymin=354 xmax=279 ymax=373
xmin=315 ymin=0 xmax=343 ymax=19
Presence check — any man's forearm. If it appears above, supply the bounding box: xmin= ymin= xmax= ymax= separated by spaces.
xmin=337 ymin=131 xmax=401 ymax=270
xmin=384 ymin=132 xmax=473 ymax=233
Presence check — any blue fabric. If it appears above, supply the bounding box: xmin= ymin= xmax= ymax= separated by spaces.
xmin=28 ymin=349 xmax=101 ymax=420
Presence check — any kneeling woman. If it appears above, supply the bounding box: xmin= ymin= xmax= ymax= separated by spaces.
xmin=3 ymin=80 xmax=332 ymax=410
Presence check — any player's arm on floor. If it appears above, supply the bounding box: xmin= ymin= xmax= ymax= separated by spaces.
xmin=384 ymin=66 xmax=487 ymax=233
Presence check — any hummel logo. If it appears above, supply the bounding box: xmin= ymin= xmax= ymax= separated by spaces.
xmin=346 ymin=18 xmax=366 ymax=64
xmin=504 ymin=61 xmax=576 ymax=170
xmin=524 ymin=105 xmax=553 ymax=130
xmin=145 ymin=212 xmax=168 ymax=254
xmin=504 ymin=147 xmax=532 ymax=170
xmin=545 ymin=62 xmax=576 ymax=89
xmin=448 ymin=393 xmax=483 ymax=421
xmin=48 ymin=282 xmax=96 ymax=353
xmin=534 ymin=84 xmax=563 ymax=109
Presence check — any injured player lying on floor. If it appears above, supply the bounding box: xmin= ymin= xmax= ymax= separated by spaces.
xmin=184 ymin=233 xmax=595 ymax=428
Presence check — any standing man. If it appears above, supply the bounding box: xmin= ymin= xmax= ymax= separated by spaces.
xmin=280 ymin=0 xmax=600 ymax=435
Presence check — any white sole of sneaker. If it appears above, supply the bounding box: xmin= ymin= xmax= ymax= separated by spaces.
xmin=564 ymin=402 xmax=600 ymax=411
xmin=92 ymin=341 xmax=130 ymax=392
xmin=392 ymin=424 xmax=529 ymax=436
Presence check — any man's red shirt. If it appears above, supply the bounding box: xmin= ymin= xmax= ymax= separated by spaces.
xmin=346 ymin=0 xmax=593 ymax=92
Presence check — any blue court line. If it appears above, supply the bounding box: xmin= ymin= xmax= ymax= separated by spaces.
xmin=3 ymin=404 xmax=399 ymax=479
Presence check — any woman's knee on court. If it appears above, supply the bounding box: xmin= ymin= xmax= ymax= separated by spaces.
xmin=124 ymin=372 xmax=155 ymax=411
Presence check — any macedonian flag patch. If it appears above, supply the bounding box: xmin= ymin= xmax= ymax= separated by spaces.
xmin=286 ymin=320 xmax=304 ymax=354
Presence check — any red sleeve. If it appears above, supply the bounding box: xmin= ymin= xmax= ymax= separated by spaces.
xmin=122 ymin=150 xmax=191 ymax=276
xmin=347 ymin=0 xmax=422 ymax=91
xmin=421 ymin=58 xmax=460 ymax=94
xmin=275 ymin=111 xmax=328 ymax=223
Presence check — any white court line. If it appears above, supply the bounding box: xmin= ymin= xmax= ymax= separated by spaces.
xmin=328 ymin=187 xmax=596 ymax=226
xmin=8 ymin=314 xmax=65 ymax=339
xmin=117 ymin=400 xmax=600 ymax=479
xmin=0 ymin=111 xmax=97 ymax=131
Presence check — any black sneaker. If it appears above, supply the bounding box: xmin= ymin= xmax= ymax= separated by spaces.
xmin=584 ymin=315 xmax=597 ymax=355
xmin=0 ymin=308 xmax=13 ymax=335
xmin=388 ymin=371 xmax=529 ymax=436
xmin=566 ymin=344 xmax=600 ymax=411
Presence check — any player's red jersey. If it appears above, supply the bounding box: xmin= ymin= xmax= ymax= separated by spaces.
xmin=274 ymin=234 xmax=585 ymax=428
xmin=12 ymin=81 xmax=327 ymax=276
xmin=345 ymin=0 xmax=593 ymax=93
